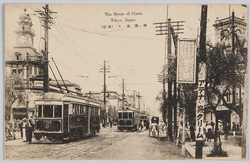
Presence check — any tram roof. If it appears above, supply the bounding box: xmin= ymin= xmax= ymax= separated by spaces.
xmin=118 ymin=107 xmax=140 ymax=113
xmin=35 ymin=92 xmax=100 ymax=107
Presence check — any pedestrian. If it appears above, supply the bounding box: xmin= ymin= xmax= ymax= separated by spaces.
xmin=26 ymin=119 xmax=34 ymax=143
xmin=19 ymin=120 xmax=23 ymax=138
xmin=110 ymin=120 xmax=113 ymax=128
xmin=211 ymin=121 xmax=215 ymax=130
xmin=141 ymin=120 xmax=144 ymax=131
xmin=224 ymin=122 xmax=229 ymax=140
xmin=22 ymin=118 xmax=27 ymax=142
xmin=232 ymin=122 xmax=236 ymax=137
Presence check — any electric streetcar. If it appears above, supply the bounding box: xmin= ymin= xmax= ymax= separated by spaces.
xmin=33 ymin=92 xmax=101 ymax=143
xmin=117 ymin=107 xmax=141 ymax=131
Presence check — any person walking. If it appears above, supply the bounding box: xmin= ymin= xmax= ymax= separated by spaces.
xmin=22 ymin=118 xmax=27 ymax=142
xmin=141 ymin=120 xmax=144 ymax=131
xmin=26 ymin=119 xmax=34 ymax=143
xmin=232 ymin=122 xmax=236 ymax=137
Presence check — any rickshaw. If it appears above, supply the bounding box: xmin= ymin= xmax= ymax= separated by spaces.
xmin=149 ymin=116 xmax=159 ymax=137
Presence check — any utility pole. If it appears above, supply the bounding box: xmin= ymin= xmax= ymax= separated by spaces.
xmin=122 ymin=78 xmax=125 ymax=108
xmin=154 ymin=17 xmax=184 ymax=141
xmin=26 ymin=53 xmax=29 ymax=88
xmin=195 ymin=5 xmax=207 ymax=159
xmin=99 ymin=60 xmax=110 ymax=125
xmin=35 ymin=4 xmax=57 ymax=92
xmin=133 ymin=90 xmax=136 ymax=108
xmin=137 ymin=92 xmax=142 ymax=110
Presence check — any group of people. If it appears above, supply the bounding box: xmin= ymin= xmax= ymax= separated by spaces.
xmin=204 ymin=121 xmax=215 ymax=142
xmin=5 ymin=117 xmax=34 ymax=143
xmin=139 ymin=120 xmax=149 ymax=131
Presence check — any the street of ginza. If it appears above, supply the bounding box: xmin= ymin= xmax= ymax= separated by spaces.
xmin=5 ymin=127 xmax=184 ymax=160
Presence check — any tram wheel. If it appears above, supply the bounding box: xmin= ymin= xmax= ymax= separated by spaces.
xmin=69 ymin=129 xmax=78 ymax=140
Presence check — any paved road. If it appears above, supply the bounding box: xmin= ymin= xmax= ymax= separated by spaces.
xmin=5 ymin=127 xmax=185 ymax=160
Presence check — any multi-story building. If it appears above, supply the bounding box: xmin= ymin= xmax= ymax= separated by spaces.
xmin=5 ymin=9 xmax=44 ymax=120
xmin=5 ymin=9 xmax=82 ymax=121
xmin=203 ymin=12 xmax=247 ymax=130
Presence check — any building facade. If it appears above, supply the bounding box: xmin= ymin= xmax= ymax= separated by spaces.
xmin=203 ymin=12 xmax=247 ymax=131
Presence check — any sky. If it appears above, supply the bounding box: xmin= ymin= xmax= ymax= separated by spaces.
xmin=5 ymin=4 xmax=248 ymax=117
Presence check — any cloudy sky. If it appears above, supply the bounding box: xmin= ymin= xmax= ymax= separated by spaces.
xmin=5 ymin=4 xmax=247 ymax=116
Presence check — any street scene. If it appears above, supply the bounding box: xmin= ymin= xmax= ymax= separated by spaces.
xmin=4 ymin=4 xmax=248 ymax=160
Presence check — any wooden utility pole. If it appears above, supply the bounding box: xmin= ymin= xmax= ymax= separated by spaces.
xmin=35 ymin=4 xmax=57 ymax=92
xmin=137 ymin=92 xmax=141 ymax=110
xmin=195 ymin=5 xmax=207 ymax=159
xmin=154 ymin=18 xmax=184 ymax=141
xmin=99 ymin=60 xmax=110 ymax=125
xmin=122 ymin=78 xmax=125 ymax=108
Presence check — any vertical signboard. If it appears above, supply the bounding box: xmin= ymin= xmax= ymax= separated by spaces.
xmin=196 ymin=63 xmax=206 ymax=139
xmin=177 ymin=39 xmax=197 ymax=83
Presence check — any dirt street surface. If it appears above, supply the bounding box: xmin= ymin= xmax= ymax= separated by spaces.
xmin=5 ymin=127 xmax=185 ymax=160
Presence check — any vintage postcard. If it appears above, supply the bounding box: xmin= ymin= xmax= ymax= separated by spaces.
xmin=4 ymin=4 xmax=248 ymax=160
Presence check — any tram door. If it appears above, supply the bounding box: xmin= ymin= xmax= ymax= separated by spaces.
xmin=63 ymin=104 xmax=69 ymax=133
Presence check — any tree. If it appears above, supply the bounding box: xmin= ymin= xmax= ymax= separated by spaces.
xmin=205 ymin=38 xmax=247 ymax=156
xmin=5 ymin=75 xmax=26 ymax=122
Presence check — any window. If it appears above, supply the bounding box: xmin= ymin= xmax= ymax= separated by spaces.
xmin=123 ymin=113 xmax=128 ymax=119
xmin=12 ymin=68 xmax=17 ymax=75
xmin=72 ymin=104 xmax=75 ymax=114
xmin=15 ymin=52 xmax=21 ymax=61
xmin=54 ymin=105 xmax=62 ymax=118
xmin=80 ymin=105 xmax=83 ymax=114
xmin=36 ymin=105 xmax=42 ymax=117
xmin=119 ymin=113 xmax=122 ymax=118
xmin=22 ymin=26 xmax=25 ymax=30
xmin=83 ymin=106 xmax=86 ymax=114
xmin=95 ymin=108 xmax=98 ymax=115
xmin=75 ymin=104 xmax=79 ymax=114
xmin=34 ymin=66 xmax=37 ymax=75
xmin=129 ymin=113 xmax=132 ymax=119
xmin=18 ymin=69 xmax=22 ymax=74
xmin=43 ymin=105 xmax=53 ymax=118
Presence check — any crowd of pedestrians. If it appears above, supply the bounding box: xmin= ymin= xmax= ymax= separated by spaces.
xmin=5 ymin=117 xmax=34 ymax=143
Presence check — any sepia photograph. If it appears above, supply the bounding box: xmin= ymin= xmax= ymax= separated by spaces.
xmin=3 ymin=3 xmax=248 ymax=160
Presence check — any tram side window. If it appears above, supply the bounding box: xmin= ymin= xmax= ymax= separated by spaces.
xmin=123 ymin=113 xmax=128 ymax=119
xmin=129 ymin=113 xmax=132 ymax=119
xmin=43 ymin=105 xmax=53 ymax=118
xmin=36 ymin=105 xmax=42 ymax=117
xmin=80 ymin=105 xmax=83 ymax=114
xmin=95 ymin=108 xmax=98 ymax=115
xmin=83 ymin=106 xmax=86 ymax=114
xmin=55 ymin=105 xmax=62 ymax=118
xmin=119 ymin=113 xmax=122 ymax=118
xmin=72 ymin=104 xmax=75 ymax=114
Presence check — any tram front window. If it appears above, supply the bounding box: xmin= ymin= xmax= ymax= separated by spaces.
xmin=123 ymin=113 xmax=128 ymax=119
xmin=43 ymin=105 xmax=53 ymax=118
xmin=36 ymin=105 xmax=42 ymax=117
xmin=129 ymin=112 xmax=132 ymax=119
xmin=55 ymin=105 xmax=62 ymax=118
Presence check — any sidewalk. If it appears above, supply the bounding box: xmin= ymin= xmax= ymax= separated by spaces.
xmin=185 ymin=134 xmax=242 ymax=160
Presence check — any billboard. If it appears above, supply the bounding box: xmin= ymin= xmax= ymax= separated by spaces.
xmin=177 ymin=39 xmax=197 ymax=83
